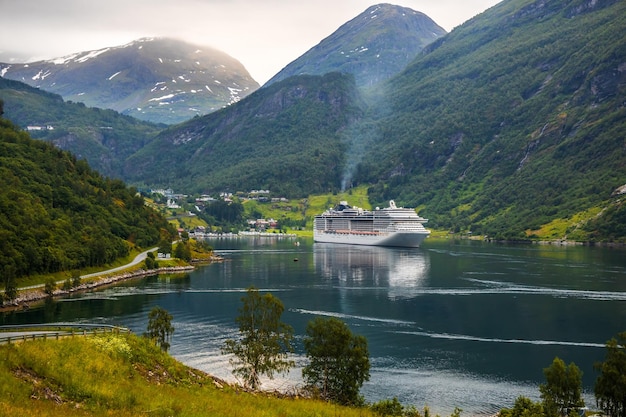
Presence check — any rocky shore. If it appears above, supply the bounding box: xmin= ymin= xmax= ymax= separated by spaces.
xmin=1 ymin=266 xmax=195 ymax=312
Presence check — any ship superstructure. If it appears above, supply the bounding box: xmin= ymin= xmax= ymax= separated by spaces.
xmin=313 ymin=200 xmax=430 ymax=247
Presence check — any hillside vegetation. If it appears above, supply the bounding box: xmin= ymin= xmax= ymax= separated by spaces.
xmin=124 ymin=72 xmax=364 ymax=196
xmin=124 ymin=0 xmax=626 ymax=242
xmin=0 ymin=116 xmax=174 ymax=282
xmin=360 ymin=0 xmax=626 ymax=240
xmin=0 ymin=77 xmax=162 ymax=178
xmin=0 ymin=333 xmax=377 ymax=417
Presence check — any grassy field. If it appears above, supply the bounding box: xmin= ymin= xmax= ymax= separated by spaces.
xmin=0 ymin=333 xmax=379 ymax=417
xmin=305 ymin=185 xmax=372 ymax=218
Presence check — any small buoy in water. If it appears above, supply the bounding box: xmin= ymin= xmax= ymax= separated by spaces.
xmin=293 ymin=258 xmax=299 ymax=262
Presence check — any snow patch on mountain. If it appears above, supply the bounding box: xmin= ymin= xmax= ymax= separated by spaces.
xmin=49 ymin=53 xmax=80 ymax=65
xmin=32 ymin=69 xmax=52 ymax=80
xmin=149 ymin=93 xmax=175 ymax=102
xmin=1 ymin=37 xmax=260 ymax=124
xmin=228 ymin=86 xmax=243 ymax=103
xmin=75 ymin=48 xmax=110 ymax=64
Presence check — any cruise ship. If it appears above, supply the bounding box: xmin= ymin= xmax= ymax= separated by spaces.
xmin=313 ymin=200 xmax=430 ymax=247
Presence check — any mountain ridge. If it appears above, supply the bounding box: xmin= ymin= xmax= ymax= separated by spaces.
xmin=0 ymin=37 xmax=259 ymax=124
xmin=265 ymin=3 xmax=446 ymax=88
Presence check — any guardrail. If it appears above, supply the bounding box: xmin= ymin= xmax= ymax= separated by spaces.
xmin=0 ymin=323 xmax=131 ymax=344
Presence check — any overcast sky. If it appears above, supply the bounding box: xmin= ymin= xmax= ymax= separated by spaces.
xmin=0 ymin=0 xmax=502 ymax=84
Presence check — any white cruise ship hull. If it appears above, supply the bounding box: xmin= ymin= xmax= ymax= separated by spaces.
xmin=313 ymin=229 xmax=429 ymax=248
xmin=313 ymin=200 xmax=430 ymax=248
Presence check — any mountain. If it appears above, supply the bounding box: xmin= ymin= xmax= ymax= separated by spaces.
xmin=265 ymin=4 xmax=446 ymax=88
xmin=123 ymin=72 xmax=363 ymax=196
xmin=0 ymin=77 xmax=162 ymax=178
xmin=0 ymin=114 xmax=174 ymax=282
xmin=0 ymin=38 xmax=259 ymax=124
xmin=358 ymin=0 xmax=626 ymax=240
xmin=2 ymin=0 xmax=625 ymax=242
xmin=126 ymin=0 xmax=626 ymax=242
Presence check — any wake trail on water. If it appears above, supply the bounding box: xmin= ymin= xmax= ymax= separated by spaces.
xmin=462 ymin=278 xmax=626 ymax=300
xmin=332 ymin=283 xmax=626 ymax=300
xmin=292 ymin=308 xmax=415 ymax=325
xmin=396 ymin=330 xmax=606 ymax=348
xmin=184 ymin=288 xmax=292 ymax=293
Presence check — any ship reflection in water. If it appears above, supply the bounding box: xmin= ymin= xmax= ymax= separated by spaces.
xmin=313 ymin=243 xmax=429 ymax=300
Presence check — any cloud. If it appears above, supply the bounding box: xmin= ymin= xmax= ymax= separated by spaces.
xmin=0 ymin=0 xmax=502 ymax=83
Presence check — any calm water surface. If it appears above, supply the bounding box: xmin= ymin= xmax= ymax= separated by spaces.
xmin=3 ymin=238 xmax=626 ymax=415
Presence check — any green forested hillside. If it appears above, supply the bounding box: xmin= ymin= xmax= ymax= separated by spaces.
xmin=124 ymin=72 xmax=364 ymax=196
xmin=359 ymin=0 xmax=626 ymax=240
xmin=0 ymin=115 xmax=173 ymax=282
xmin=0 ymin=77 xmax=162 ymax=178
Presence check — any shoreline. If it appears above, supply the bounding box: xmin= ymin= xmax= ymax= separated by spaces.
xmin=1 ymin=265 xmax=196 ymax=312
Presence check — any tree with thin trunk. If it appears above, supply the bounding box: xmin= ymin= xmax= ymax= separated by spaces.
xmin=222 ymin=286 xmax=294 ymax=390
xmin=595 ymin=332 xmax=626 ymax=417
xmin=2 ymin=264 xmax=17 ymax=303
xmin=146 ymin=306 xmax=174 ymax=352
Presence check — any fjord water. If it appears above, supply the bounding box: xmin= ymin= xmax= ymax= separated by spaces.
xmin=3 ymin=238 xmax=625 ymax=415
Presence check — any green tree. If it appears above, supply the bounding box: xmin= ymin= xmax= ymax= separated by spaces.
xmin=594 ymin=332 xmax=626 ymax=417
xmin=145 ymin=306 xmax=174 ymax=352
xmin=71 ymin=270 xmax=81 ymax=287
xmin=158 ymin=239 xmax=172 ymax=255
xmin=2 ymin=264 xmax=18 ymax=303
xmin=174 ymin=241 xmax=192 ymax=262
xmin=222 ymin=287 xmax=294 ymax=390
xmin=44 ymin=277 xmax=56 ymax=297
xmin=302 ymin=316 xmax=370 ymax=406
xmin=540 ymin=357 xmax=584 ymax=417
xmin=144 ymin=251 xmax=158 ymax=269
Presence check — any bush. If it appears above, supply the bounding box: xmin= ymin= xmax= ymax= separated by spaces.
xmin=371 ymin=398 xmax=405 ymax=416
